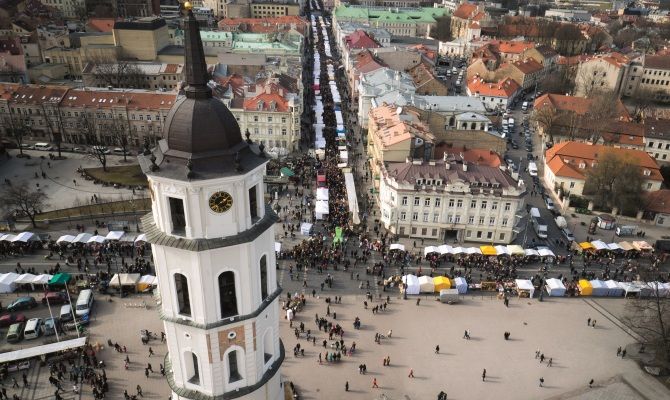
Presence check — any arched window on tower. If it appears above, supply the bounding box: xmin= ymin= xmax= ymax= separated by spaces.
xmin=184 ymin=351 xmax=200 ymax=384
xmin=263 ymin=329 xmax=273 ymax=365
xmin=174 ymin=273 xmax=191 ymax=317
xmin=218 ymin=271 xmax=238 ymax=318
xmin=227 ymin=350 xmax=243 ymax=383
xmin=260 ymin=255 xmax=268 ymax=301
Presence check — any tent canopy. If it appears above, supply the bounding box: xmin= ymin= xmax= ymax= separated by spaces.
xmin=453 ymin=277 xmax=468 ymax=294
xmin=389 ymin=243 xmax=405 ymax=251
xmin=506 ymin=245 xmax=525 ymax=255
xmin=591 ymin=240 xmax=608 ymax=251
xmin=424 ymin=246 xmax=439 ymax=256
xmin=607 ymin=243 xmax=622 ymax=251
xmin=578 ymin=279 xmax=592 ymax=296
xmin=401 ymin=275 xmax=420 ymax=295
xmin=494 ymin=245 xmax=510 ymax=255
xmin=14 ymin=273 xmax=36 ymax=284
xmin=274 ymin=242 xmax=281 ymax=252
xmin=12 ymin=232 xmax=37 ymax=242
xmin=537 ymin=248 xmax=555 ymax=257
xmin=438 ymin=244 xmax=453 ymax=255
xmin=545 ymin=278 xmax=566 ymax=296
xmin=524 ymin=249 xmax=539 ymax=256
xmin=134 ymin=234 xmax=147 ymax=243
xmin=32 ymin=274 xmax=52 ymax=284
xmin=433 ymin=276 xmax=451 ymax=291
xmin=106 ymin=231 xmax=125 ymax=241
xmin=56 ymin=235 xmax=76 ymax=244
xmin=418 ymin=275 xmax=434 ymax=293
xmin=109 ymin=273 xmax=141 ymax=287
xmin=515 ymin=279 xmax=535 ymax=298
xmin=618 ymin=241 xmax=635 ymax=251
xmin=49 ymin=273 xmax=72 ymax=285
xmin=579 ymin=242 xmax=594 ymax=250
xmin=480 ymin=245 xmax=497 ymax=256
xmin=280 ymin=167 xmax=295 ymax=177
xmin=633 ymin=241 xmax=653 ymax=251
xmin=73 ymin=233 xmax=92 ymax=243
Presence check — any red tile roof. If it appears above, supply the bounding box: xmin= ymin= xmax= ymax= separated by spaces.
xmin=87 ymin=18 xmax=116 ymax=33
xmin=0 ymin=38 xmax=22 ymax=55
xmin=242 ymin=92 xmax=289 ymax=112
xmin=440 ymin=146 xmax=504 ymax=168
xmin=468 ymin=76 xmax=520 ymax=98
xmin=643 ymin=190 xmax=670 ymax=214
xmin=345 ymin=30 xmax=381 ymax=50
xmin=60 ymin=89 xmax=175 ymax=110
xmin=534 ymin=93 xmax=630 ymax=120
xmin=511 ymin=58 xmax=543 ymax=74
xmin=498 ymin=40 xmax=534 ymax=54
xmin=453 ymin=4 xmax=478 ymax=20
xmin=544 ymin=141 xmax=662 ymax=181
xmin=0 ymin=83 xmax=69 ymax=104
xmin=644 ymin=54 xmax=670 ymax=70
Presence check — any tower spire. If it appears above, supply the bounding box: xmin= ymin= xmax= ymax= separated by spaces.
xmin=182 ymin=2 xmax=211 ymax=99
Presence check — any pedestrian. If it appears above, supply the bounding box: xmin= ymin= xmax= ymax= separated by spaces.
xmin=408 ymin=369 xmax=414 ymax=378
xmin=540 ymin=354 xmax=545 ymax=363
xmin=345 ymin=381 xmax=349 ymax=392
xmin=22 ymin=372 xmax=28 ymax=387
xmin=144 ymin=368 xmax=149 ymax=379
xmin=435 ymin=345 xmax=440 ymax=354
xmin=160 ymin=364 xmax=165 ymax=376
xmin=589 ymin=379 xmax=594 ymax=388
xmin=416 ymin=298 xmax=421 ymax=306
xmin=11 ymin=378 xmax=18 ymax=389
xmin=535 ymin=349 xmax=540 ymax=359
xmin=137 ymin=384 xmax=144 ymax=397
xmin=147 ymin=363 xmax=153 ymax=373
xmin=539 ymin=377 xmax=544 ymax=387
xmin=372 ymin=378 xmax=379 ymax=388
xmin=149 ymin=347 xmax=154 ymax=357
xmin=587 ymin=317 xmax=591 ymax=326
xmin=592 ymin=320 xmax=597 ymax=328
xmin=387 ymin=329 xmax=392 ymax=338
xmin=617 ymin=346 xmax=622 ymax=357
xmin=482 ymin=369 xmax=486 ymax=382
xmin=621 ymin=349 xmax=627 ymax=358
xmin=547 ymin=358 xmax=553 ymax=367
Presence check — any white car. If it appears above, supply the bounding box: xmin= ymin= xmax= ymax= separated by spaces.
xmin=561 ymin=228 xmax=575 ymax=242
xmin=544 ymin=197 xmax=555 ymax=210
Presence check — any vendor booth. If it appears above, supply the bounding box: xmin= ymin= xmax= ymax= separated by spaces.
xmin=389 ymin=244 xmax=405 ymax=251
xmin=0 ymin=272 xmax=19 ymax=293
xmin=106 ymin=231 xmax=125 ymax=241
xmin=424 ymin=246 xmax=439 ymax=256
xmin=617 ymin=241 xmax=635 ymax=251
xmin=545 ymin=278 xmax=566 ymax=297
xmin=14 ymin=273 xmax=36 ymax=289
xmin=506 ymin=245 xmax=525 ymax=256
xmin=579 ymin=242 xmax=595 ymax=251
xmin=480 ymin=246 xmax=497 ymax=256
xmin=605 ymin=280 xmax=624 ymax=297
xmin=633 ymin=241 xmax=653 ymax=252
xmin=524 ymin=249 xmax=540 ymax=257
xmin=620 ymin=282 xmax=641 ymax=298
xmin=72 ymin=233 xmax=92 ymax=244
xmin=494 ymin=245 xmax=510 ymax=256
xmin=49 ymin=273 xmax=71 ymax=286
xmin=438 ymin=245 xmax=453 ymax=255
xmin=134 ymin=234 xmax=147 ymax=244
xmin=137 ymin=275 xmax=157 ymax=292
xmin=453 ymin=277 xmax=468 ymax=294
xmin=300 ymin=223 xmax=313 ymax=236
xmin=590 ymin=279 xmax=608 ymax=296
xmin=439 ymin=289 xmax=460 ymax=304
xmin=87 ymin=235 xmax=107 ymax=244
xmin=433 ymin=276 xmax=451 ymax=291
xmin=12 ymin=232 xmax=39 ymax=243
xmin=56 ymin=235 xmax=75 ymax=244
xmin=32 ymin=274 xmax=52 ymax=286
xmin=418 ymin=276 xmax=434 ymax=293
xmin=109 ymin=273 xmax=141 ymax=290
xmin=401 ymin=275 xmax=420 ymax=295
xmin=578 ymin=279 xmax=592 ymax=296
xmin=591 ymin=240 xmax=608 ymax=251
xmin=515 ymin=279 xmax=535 ymax=298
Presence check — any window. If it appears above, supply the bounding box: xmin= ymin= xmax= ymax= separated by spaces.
xmin=448 ymin=199 xmax=454 ymax=207
xmin=185 ymin=351 xmax=200 ymax=384
xmin=400 ymin=212 xmax=407 ymax=220
xmin=454 ymin=215 xmax=461 ymax=223
xmin=433 ymin=213 xmax=439 ymax=222
xmin=476 ymin=231 xmax=482 ymax=238
xmin=263 ymin=330 xmax=273 ymax=364
xmin=249 ymin=185 xmax=259 ymax=221
xmin=647 ymin=183 xmax=653 ymax=189
xmin=504 ymin=202 xmax=511 ymax=211
xmin=499 ymin=233 xmax=505 ymax=240
xmin=481 ymin=201 xmax=487 ymax=209
xmin=487 ymin=232 xmax=493 ymax=239
xmin=421 ymin=228 xmax=427 ymax=236
xmin=468 ymin=215 xmax=475 ymax=224
xmin=435 ymin=198 xmax=441 ymax=207
xmin=489 ymin=217 xmax=495 ymax=226
xmin=412 ymin=212 xmax=418 ymax=221
xmin=569 ymin=182 xmax=575 ymax=188
xmin=228 ymin=350 xmax=242 ymax=383
xmin=492 ymin=202 xmax=498 ymax=210
xmin=413 ymin=197 xmax=420 ymax=206
xmin=218 ymin=272 xmax=238 ymax=318
xmin=457 ymin=200 xmax=463 ymax=208
xmin=502 ymin=218 xmax=508 ymax=227
xmin=260 ymin=255 xmax=268 ymax=300
xmin=168 ymin=197 xmax=186 ymax=235
xmin=402 ymin=196 xmax=408 ymax=206
xmin=174 ymin=273 xmax=191 ymax=316
xmin=424 ymin=198 xmax=431 ymax=206
xmin=423 ymin=212 xmax=429 ymax=222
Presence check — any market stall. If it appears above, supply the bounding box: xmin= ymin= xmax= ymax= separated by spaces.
xmin=433 ymin=276 xmax=451 ymax=292
xmin=545 ymin=278 xmax=566 ymax=297
xmin=106 ymin=231 xmax=125 ymax=241
xmin=418 ymin=276 xmax=435 ymax=293
xmin=537 ymin=248 xmax=555 ymax=258
xmin=453 ymin=277 xmax=468 ymax=294
xmin=579 ymin=242 xmax=595 ymax=252
xmin=506 ymin=245 xmax=525 ymax=256
xmin=134 ymin=234 xmax=147 ymax=244
xmin=72 ymin=233 xmax=92 ymax=244
xmin=0 ymin=273 xmax=19 ymax=293
xmin=12 ymin=232 xmax=39 ymax=243
xmin=524 ymin=249 xmax=540 ymax=257
xmin=56 ymin=235 xmax=76 ymax=244
xmin=438 ymin=245 xmax=453 ymax=255
xmin=590 ymin=279 xmax=608 ymax=296
xmin=137 ymin=275 xmax=157 ymax=292
xmin=300 ymin=223 xmax=313 ymax=236
xmin=424 ymin=246 xmax=440 ymax=256
xmin=401 ymin=275 xmax=420 ymax=295
xmin=87 ymin=235 xmax=107 ymax=244
xmin=632 ymin=241 xmax=653 ymax=252
xmin=578 ymin=279 xmax=593 ymax=296
xmin=32 ymin=274 xmax=52 ymax=286
xmin=14 ymin=273 xmax=36 ymax=289
xmin=109 ymin=273 xmax=141 ymax=290
xmin=605 ymin=280 xmax=624 ymax=297
xmin=620 ymin=282 xmax=641 ymax=298
xmin=494 ymin=245 xmax=510 ymax=256
xmin=480 ymin=246 xmax=497 ymax=256
xmin=617 ymin=241 xmax=635 ymax=252
xmin=591 ymin=240 xmax=609 ymax=251
xmin=389 ymin=244 xmax=405 ymax=251
xmin=515 ymin=279 xmax=535 ymax=298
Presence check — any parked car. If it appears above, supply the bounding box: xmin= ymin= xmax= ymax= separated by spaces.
xmin=561 ymin=228 xmax=575 ymax=242
xmin=545 ymin=197 xmax=555 ymax=210
xmin=511 ymin=141 xmax=519 ymax=149
xmin=43 ymin=317 xmax=61 ymax=336
xmin=42 ymin=292 xmax=68 ymax=305
xmin=112 ymin=148 xmax=130 ymax=155
xmin=7 ymin=297 xmax=37 ymax=312
xmin=0 ymin=313 xmax=26 ymax=328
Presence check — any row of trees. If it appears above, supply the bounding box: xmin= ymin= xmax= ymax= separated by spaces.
xmin=583 ymin=151 xmax=644 ymax=216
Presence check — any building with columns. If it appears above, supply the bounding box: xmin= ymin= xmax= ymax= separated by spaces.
xmin=137 ymin=7 xmax=284 ymax=399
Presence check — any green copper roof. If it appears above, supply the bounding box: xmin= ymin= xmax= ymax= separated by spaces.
xmin=334 ymin=5 xmax=447 ymax=24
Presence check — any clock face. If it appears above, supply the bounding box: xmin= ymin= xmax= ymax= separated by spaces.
xmin=209 ymin=191 xmax=233 ymax=213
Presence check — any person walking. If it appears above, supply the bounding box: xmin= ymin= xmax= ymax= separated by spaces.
xmin=435 ymin=345 xmax=440 ymax=354
xmin=137 ymin=385 xmax=144 ymax=397
xmin=345 ymin=381 xmax=349 ymax=392
xmin=617 ymin=346 xmax=622 ymax=357
xmin=539 ymin=377 xmax=544 ymax=387
xmin=592 ymin=320 xmax=597 ymax=328
xmin=482 ymin=369 xmax=486 ymax=382
xmin=589 ymin=379 xmax=594 ymax=388
xmin=547 ymin=358 xmax=553 ymax=367
xmin=372 ymin=378 xmax=379 ymax=388
xmin=149 ymin=347 xmax=154 ymax=357
xmin=408 ymin=369 xmax=414 ymax=378
xmin=587 ymin=317 xmax=591 ymax=326
xmin=621 ymin=349 xmax=627 ymax=358
xmin=11 ymin=378 xmax=18 ymax=389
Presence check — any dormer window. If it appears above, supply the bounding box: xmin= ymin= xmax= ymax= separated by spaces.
xmin=643 ymin=169 xmax=651 ymax=176
xmin=579 ymin=162 xmax=586 ymax=169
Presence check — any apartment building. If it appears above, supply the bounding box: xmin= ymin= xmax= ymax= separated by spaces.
xmin=82 ymin=62 xmax=184 ymax=90
xmin=333 ymin=5 xmax=447 ymax=37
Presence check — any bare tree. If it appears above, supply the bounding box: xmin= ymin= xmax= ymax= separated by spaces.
xmin=622 ymin=269 xmax=670 ymax=367
xmin=583 ymin=92 xmax=618 ymax=143
xmin=78 ymin=112 xmax=108 ymax=171
xmin=0 ymin=183 xmax=50 ymax=228
xmin=531 ymin=105 xmax=559 ymax=143
xmin=40 ymin=102 xmax=64 ymax=158
xmin=107 ymin=115 xmax=132 ymax=162
xmin=86 ymin=56 xmax=146 ymax=89
xmin=7 ymin=113 xmax=30 ymax=157
xmin=575 ymin=64 xmax=610 ymax=98
xmin=629 ymin=89 xmax=656 ymax=122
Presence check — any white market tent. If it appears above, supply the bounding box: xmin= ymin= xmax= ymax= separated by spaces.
xmin=56 ymin=235 xmax=76 ymax=244
xmin=137 ymin=275 xmax=157 ymax=291
xmin=494 ymin=245 xmax=510 ymax=255
xmin=12 ymin=232 xmax=38 ymax=242
xmin=315 ymin=200 xmax=329 ymax=220
xmin=418 ymin=275 xmax=434 ymax=293
xmin=389 ymin=243 xmax=405 ymax=251
xmin=300 ymin=222 xmax=313 ymax=235
xmin=619 ymin=282 xmax=641 ymax=297
xmin=515 ymin=279 xmax=535 ymax=298
xmin=0 ymin=272 xmax=20 ymax=293
xmin=109 ymin=273 xmax=141 ymax=287
xmin=32 ymin=274 xmax=52 ymax=285
xmin=134 ymin=234 xmax=147 ymax=243
xmin=451 ymin=247 xmax=465 ymax=254
xmin=424 ymin=246 xmax=440 ymax=256
xmin=605 ymin=280 xmax=624 ymax=297
xmin=591 ymin=240 xmax=608 ymax=251
xmin=438 ymin=245 xmax=453 ymax=255
xmin=0 ymin=234 xmax=16 ymax=242
xmin=537 ymin=248 xmax=555 ymax=257
xmin=87 ymin=235 xmax=107 ymax=244
xmin=607 ymin=243 xmax=622 ymax=251
xmin=524 ymin=249 xmax=540 ymax=257
xmin=506 ymin=245 xmax=525 ymax=256
xmin=453 ymin=277 xmax=468 ymax=294
xmin=0 ymin=337 xmax=87 ymax=364
xmin=401 ymin=275 xmax=420 ymax=295
xmin=73 ymin=233 xmax=92 ymax=244
xmin=316 ymin=187 xmax=329 ymax=201
xmin=344 ymin=172 xmax=360 ymax=225
xmin=465 ymin=247 xmax=482 ymax=255
xmin=590 ymin=279 xmax=608 ymax=296
xmin=545 ymin=278 xmax=566 ymax=297
xmin=14 ymin=273 xmax=36 ymax=285
xmin=106 ymin=231 xmax=125 ymax=241
xmin=648 ymin=282 xmax=669 ymax=297
xmin=274 ymin=242 xmax=281 ymax=253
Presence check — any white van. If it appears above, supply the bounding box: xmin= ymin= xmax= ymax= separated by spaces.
xmin=528 ymin=162 xmax=538 ymax=176
xmin=522 ymin=101 xmax=529 ymax=111
xmin=75 ymin=289 xmax=94 ymax=316
xmin=60 ymin=304 xmax=73 ymax=322
xmin=24 ymin=318 xmax=43 ymax=340
xmin=34 ymin=143 xmax=53 ymax=151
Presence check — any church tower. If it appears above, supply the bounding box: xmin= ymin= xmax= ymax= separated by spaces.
xmin=138 ymin=4 xmax=284 ymax=400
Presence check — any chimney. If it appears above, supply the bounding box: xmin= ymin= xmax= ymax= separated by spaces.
xmin=462 ymin=162 xmax=468 ymax=172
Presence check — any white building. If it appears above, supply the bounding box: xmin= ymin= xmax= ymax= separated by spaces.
xmin=139 ymin=8 xmax=283 ymax=400
xmin=378 ymin=157 xmax=525 ymax=243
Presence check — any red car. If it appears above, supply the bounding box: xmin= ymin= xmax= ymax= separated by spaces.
xmin=42 ymin=292 xmax=69 ymax=305
xmin=0 ymin=313 xmax=26 ymax=328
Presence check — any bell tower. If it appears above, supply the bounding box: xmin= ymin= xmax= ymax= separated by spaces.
xmin=138 ymin=3 xmax=284 ymax=400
